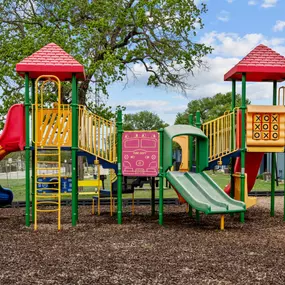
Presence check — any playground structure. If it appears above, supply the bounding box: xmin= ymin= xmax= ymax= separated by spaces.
xmin=0 ymin=43 xmax=285 ymax=230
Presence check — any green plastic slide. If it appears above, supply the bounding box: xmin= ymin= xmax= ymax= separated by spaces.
xmin=166 ymin=171 xmax=246 ymax=215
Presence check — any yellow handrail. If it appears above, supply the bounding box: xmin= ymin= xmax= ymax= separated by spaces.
xmin=78 ymin=106 xmax=117 ymax=163
xmin=202 ymin=109 xmax=239 ymax=162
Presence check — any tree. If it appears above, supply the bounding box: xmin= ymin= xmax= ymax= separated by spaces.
xmin=175 ymin=92 xmax=251 ymax=124
xmin=123 ymin=111 xmax=168 ymax=130
xmin=0 ymin=0 xmax=212 ymax=121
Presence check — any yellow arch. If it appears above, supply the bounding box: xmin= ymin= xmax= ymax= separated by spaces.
xmin=173 ymin=135 xmax=189 ymax=172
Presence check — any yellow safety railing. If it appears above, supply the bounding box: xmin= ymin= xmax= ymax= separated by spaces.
xmin=78 ymin=106 xmax=117 ymax=163
xmin=32 ymin=103 xmax=117 ymax=163
xmin=202 ymin=109 xmax=239 ymax=162
xmin=32 ymin=104 xmax=71 ymax=147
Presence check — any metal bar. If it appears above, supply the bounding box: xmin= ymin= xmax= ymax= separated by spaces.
xmin=271 ymin=81 xmax=277 ymax=217
xmin=158 ymin=128 xmax=164 ymax=226
xmin=231 ymin=80 xmax=236 ymax=199
xmin=71 ymin=74 xmax=78 ymax=226
xmin=240 ymin=73 xmax=246 ymax=223
xmin=31 ymin=79 xmax=35 ymax=223
xmin=117 ymin=110 xmax=123 ymax=224
xmin=188 ymin=114 xmax=193 ymax=217
xmin=151 ymin=177 xmax=155 ymax=216
xmin=195 ymin=111 xmax=201 ymax=173
xmin=25 ymin=73 xmax=31 ymax=227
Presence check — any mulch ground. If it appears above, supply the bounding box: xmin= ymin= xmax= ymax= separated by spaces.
xmin=0 ymin=197 xmax=285 ymax=284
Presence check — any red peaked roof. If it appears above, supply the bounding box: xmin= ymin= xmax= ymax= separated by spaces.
xmin=16 ymin=43 xmax=85 ymax=81
xmin=224 ymin=44 xmax=285 ymax=82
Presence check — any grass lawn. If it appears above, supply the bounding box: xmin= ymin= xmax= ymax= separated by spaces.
xmin=205 ymin=170 xmax=284 ymax=192
xmin=0 ymin=171 xmax=282 ymax=202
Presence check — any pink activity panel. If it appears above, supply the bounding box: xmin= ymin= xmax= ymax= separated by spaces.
xmin=122 ymin=131 xmax=159 ymax=177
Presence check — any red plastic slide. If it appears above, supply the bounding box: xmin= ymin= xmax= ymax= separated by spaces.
xmin=224 ymin=109 xmax=264 ymax=194
xmin=0 ymin=104 xmax=25 ymax=160
xmin=224 ymin=152 xmax=264 ymax=195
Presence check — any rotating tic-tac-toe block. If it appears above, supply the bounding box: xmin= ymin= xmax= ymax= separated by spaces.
xmin=246 ymin=105 xmax=285 ymax=152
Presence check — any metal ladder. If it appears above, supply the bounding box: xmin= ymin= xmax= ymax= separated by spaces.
xmin=34 ymin=75 xmax=62 ymax=231
xmin=34 ymin=148 xmax=61 ymax=230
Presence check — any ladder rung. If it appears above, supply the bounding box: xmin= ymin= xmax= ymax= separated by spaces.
xmin=35 ymin=146 xmax=59 ymax=149
xmin=36 ymin=195 xmax=59 ymax=199
xmin=37 ymin=200 xmax=59 ymax=204
xmin=36 ymin=182 xmax=59 ymax=185
xmin=36 ymin=153 xmax=59 ymax=156
xmin=37 ymin=167 xmax=60 ymax=170
xmin=37 ymin=173 xmax=60 ymax=175
xmin=36 ymin=208 xmax=59 ymax=213
xmin=37 ymin=161 xmax=60 ymax=164
xmin=37 ymin=188 xmax=59 ymax=190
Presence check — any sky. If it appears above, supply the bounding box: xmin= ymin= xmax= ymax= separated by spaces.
xmin=107 ymin=0 xmax=285 ymax=125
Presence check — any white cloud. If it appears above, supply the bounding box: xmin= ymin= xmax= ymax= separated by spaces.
xmin=182 ymin=32 xmax=285 ymax=103
xmin=273 ymin=20 xmax=285 ymax=32
xmin=262 ymin=0 xmax=277 ymax=8
xmin=217 ymin=10 xmax=230 ymax=22
xmin=194 ymin=0 xmax=208 ymax=5
xmin=248 ymin=0 xmax=257 ymax=5
xmin=200 ymin=31 xmax=285 ymax=57
xmin=109 ymin=31 xmax=285 ymax=124
xmin=124 ymin=100 xmax=168 ymax=111
xmin=227 ymin=0 xmax=234 ymax=3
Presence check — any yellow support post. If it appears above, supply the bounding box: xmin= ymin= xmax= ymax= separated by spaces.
xmin=94 ymin=159 xmax=101 ymax=216
xmin=92 ymin=199 xmax=95 ymax=215
xmin=220 ymin=215 xmax=225 ymax=230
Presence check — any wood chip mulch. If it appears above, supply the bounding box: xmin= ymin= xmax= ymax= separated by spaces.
xmin=0 ymin=197 xmax=285 ymax=284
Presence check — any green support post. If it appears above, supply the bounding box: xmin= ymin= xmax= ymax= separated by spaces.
xmin=71 ymin=74 xmax=78 ymax=226
xmin=196 ymin=210 xmax=200 ymax=223
xmin=195 ymin=111 xmax=201 ymax=173
xmin=194 ymin=111 xmax=201 ymax=223
xmin=240 ymin=73 xmax=246 ymax=223
xmin=24 ymin=73 xmax=30 ymax=227
xmin=158 ymin=128 xmax=164 ymax=226
xmin=31 ymin=79 xmax=35 ymax=223
xmin=271 ymin=81 xmax=277 ymax=217
xmin=188 ymin=114 xmax=194 ymax=171
xmin=230 ymin=80 xmax=236 ymax=199
xmin=117 ymin=110 xmax=123 ymax=224
xmin=151 ymin=177 xmax=155 ymax=216
xmin=188 ymin=114 xmax=193 ymax=217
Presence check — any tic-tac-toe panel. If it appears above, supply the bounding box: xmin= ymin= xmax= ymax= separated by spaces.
xmin=246 ymin=105 xmax=285 ymax=152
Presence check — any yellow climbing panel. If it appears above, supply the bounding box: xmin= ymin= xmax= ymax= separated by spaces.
xmin=33 ymin=104 xmax=71 ymax=147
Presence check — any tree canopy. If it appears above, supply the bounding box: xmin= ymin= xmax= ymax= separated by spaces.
xmin=123 ymin=111 xmax=168 ymax=130
xmin=175 ymin=92 xmax=251 ymax=124
xmin=0 ymin=0 xmax=211 ymax=123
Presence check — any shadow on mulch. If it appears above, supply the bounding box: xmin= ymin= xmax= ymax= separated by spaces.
xmin=0 ymin=197 xmax=285 ymax=284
